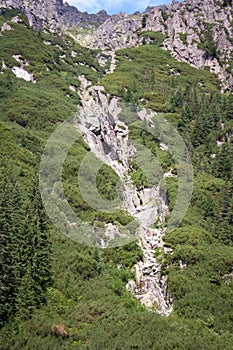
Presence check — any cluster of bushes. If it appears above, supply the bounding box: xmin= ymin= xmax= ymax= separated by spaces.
xmin=0 ymin=11 xmax=108 ymax=130
xmin=0 ymin=9 xmax=232 ymax=350
xmin=101 ymin=44 xmax=220 ymax=111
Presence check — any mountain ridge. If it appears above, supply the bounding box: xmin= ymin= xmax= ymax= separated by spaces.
xmin=0 ymin=0 xmax=109 ymax=29
xmin=2 ymin=0 xmax=232 ymax=91
xmin=71 ymin=0 xmax=233 ymax=91
xmin=0 ymin=3 xmax=233 ymax=348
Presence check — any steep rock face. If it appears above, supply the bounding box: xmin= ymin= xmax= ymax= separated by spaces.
xmin=2 ymin=0 xmax=233 ymax=89
xmin=60 ymin=7 xmax=108 ymax=30
xmin=76 ymin=75 xmax=172 ymax=314
xmin=73 ymin=0 xmax=233 ymax=91
xmin=0 ymin=0 xmax=109 ymax=30
xmin=126 ymin=227 xmax=173 ymax=316
xmin=74 ymin=13 xmax=142 ymax=50
xmin=145 ymin=0 xmax=233 ymax=91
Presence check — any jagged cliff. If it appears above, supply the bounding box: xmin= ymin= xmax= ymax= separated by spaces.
xmin=73 ymin=0 xmax=233 ymax=91
xmin=1 ymin=0 xmax=232 ymax=317
xmin=0 ymin=0 xmax=109 ymax=29
xmin=146 ymin=0 xmax=233 ymax=91
xmin=76 ymin=75 xmax=173 ymax=314
xmin=2 ymin=0 xmax=233 ymax=89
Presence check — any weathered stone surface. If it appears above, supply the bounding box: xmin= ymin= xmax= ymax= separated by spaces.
xmin=1 ymin=22 xmax=13 ymax=32
xmin=2 ymin=0 xmax=233 ymax=88
xmin=0 ymin=0 xmax=109 ymax=30
xmin=76 ymin=74 xmax=172 ymax=314
xmin=74 ymin=13 xmax=142 ymax=50
xmin=12 ymin=66 xmax=35 ymax=82
xmin=73 ymin=0 xmax=233 ymax=91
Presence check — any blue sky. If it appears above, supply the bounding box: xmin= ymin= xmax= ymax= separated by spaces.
xmin=66 ymin=0 xmax=176 ymax=15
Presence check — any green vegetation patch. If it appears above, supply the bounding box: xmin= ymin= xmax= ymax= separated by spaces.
xmin=101 ymin=45 xmax=220 ymax=111
xmin=138 ymin=30 xmax=166 ymax=46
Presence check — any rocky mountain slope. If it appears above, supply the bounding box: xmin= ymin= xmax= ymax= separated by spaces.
xmin=0 ymin=0 xmax=109 ymax=30
xmin=0 ymin=3 xmax=233 ymax=348
xmin=0 ymin=0 xmax=231 ymax=314
xmin=1 ymin=0 xmax=233 ymax=90
xmin=73 ymin=0 xmax=233 ymax=91
xmin=75 ymin=76 xmax=173 ymax=314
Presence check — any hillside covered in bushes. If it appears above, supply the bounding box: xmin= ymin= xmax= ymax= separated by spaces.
xmin=0 ymin=3 xmax=233 ymax=349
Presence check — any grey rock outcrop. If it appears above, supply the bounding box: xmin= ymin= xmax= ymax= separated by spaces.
xmin=74 ymin=12 xmax=142 ymax=50
xmin=0 ymin=0 xmax=109 ymax=30
xmin=76 ymin=75 xmax=172 ymax=314
xmin=2 ymin=0 xmax=233 ymax=88
xmin=146 ymin=0 xmax=233 ymax=91
xmin=73 ymin=0 xmax=233 ymax=91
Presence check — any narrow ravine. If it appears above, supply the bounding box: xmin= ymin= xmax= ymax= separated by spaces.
xmin=76 ymin=75 xmax=173 ymax=315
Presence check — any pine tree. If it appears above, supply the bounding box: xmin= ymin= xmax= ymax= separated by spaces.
xmin=178 ymin=105 xmax=192 ymax=133
xmin=0 ymin=170 xmax=23 ymax=326
xmin=214 ymin=181 xmax=233 ymax=245
xmin=213 ymin=143 xmax=232 ymax=181
xmin=16 ymin=177 xmax=51 ymax=317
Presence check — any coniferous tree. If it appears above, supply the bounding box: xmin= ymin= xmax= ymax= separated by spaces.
xmin=0 ymin=166 xmax=51 ymax=324
xmin=16 ymin=177 xmax=51 ymax=317
xmin=213 ymin=143 xmax=232 ymax=181
xmin=0 ymin=169 xmax=23 ymax=326
xmin=178 ymin=105 xmax=192 ymax=133
xmin=214 ymin=181 xmax=233 ymax=245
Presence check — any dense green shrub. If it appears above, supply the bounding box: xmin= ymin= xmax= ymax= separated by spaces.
xmin=0 ymin=10 xmax=232 ymax=350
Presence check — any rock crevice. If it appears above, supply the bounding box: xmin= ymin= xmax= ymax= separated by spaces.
xmin=77 ymin=75 xmax=172 ymax=315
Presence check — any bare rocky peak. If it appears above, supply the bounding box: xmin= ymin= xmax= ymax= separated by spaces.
xmin=145 ymin=0 xmax=233 ymax=90
xmin=75 ymin=12 xmax=142 ymax=51
xmin=0 ymin=0 xmax=109 ymax=29
xmin=1 ymin=0 xmax=233 ymax=89
xmin=73 ymin=0 xmax=233 ymax=91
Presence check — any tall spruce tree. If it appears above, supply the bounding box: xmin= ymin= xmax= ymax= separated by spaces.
xmin=0 ymin=166 xmax=51 ymax=324
xmin=213 ymin=143 xmax=232 ymax=181
xmin=16 ymin=176 xmax=51 ymax=318
xmin=0 ymin=169 xmax=23 ymax=326
xmin=214 ymin=181 xmax=233 ymax=245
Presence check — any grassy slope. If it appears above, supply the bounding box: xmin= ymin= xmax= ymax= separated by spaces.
xmin=0 ymin=13 xmax=233 ymax=350
xmin=101 ymin=43 xmax=220 ymax=111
